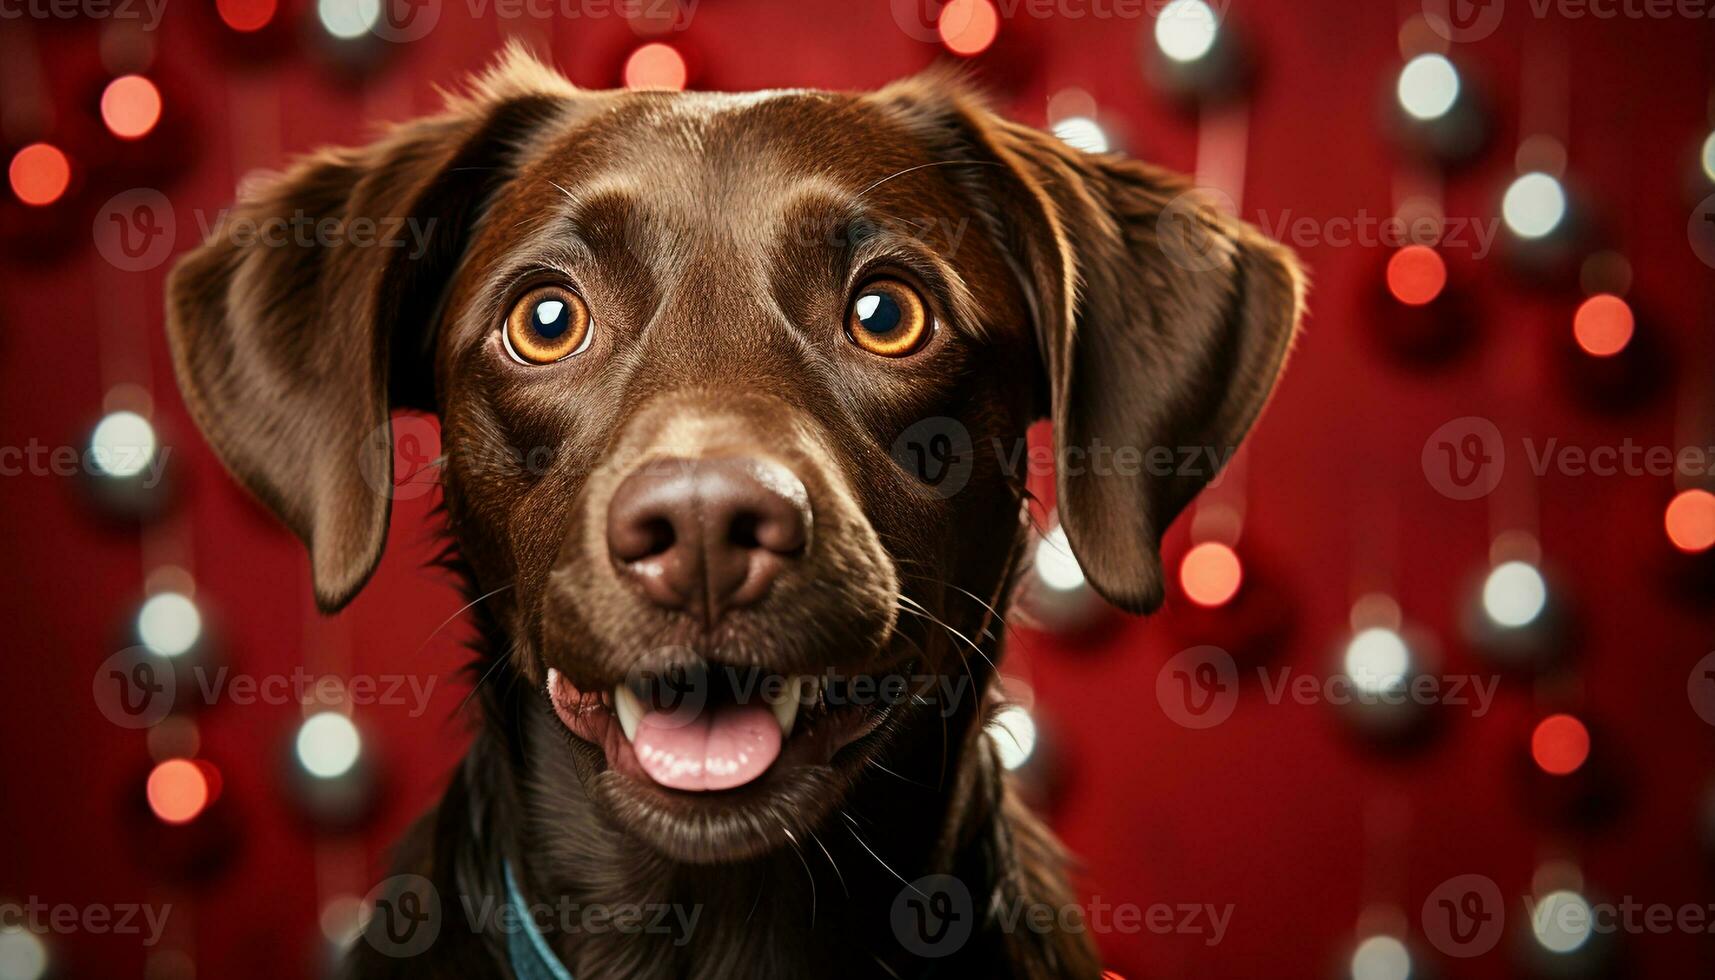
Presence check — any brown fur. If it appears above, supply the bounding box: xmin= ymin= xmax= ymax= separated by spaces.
xmin=165 ymin=45 xmax=1300 ymax=980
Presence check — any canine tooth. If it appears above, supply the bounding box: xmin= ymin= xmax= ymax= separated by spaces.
xmin=613 ymin=684 xmax=643 ymax=743
xmin=766 ymin=676 xmax=809 ymax=738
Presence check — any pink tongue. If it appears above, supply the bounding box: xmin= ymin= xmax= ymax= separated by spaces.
xmin=632 ymin=701 xmax=781 ymax=791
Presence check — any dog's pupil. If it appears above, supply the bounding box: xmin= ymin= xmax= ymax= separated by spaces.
xmin=532 ymin=299 xmax=569 ymax=339
xmin=854 ymin=291 xmax=901 ymax=336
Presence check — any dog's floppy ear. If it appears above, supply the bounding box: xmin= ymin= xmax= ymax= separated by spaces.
xmin=876 ymin=80 xmax=1303 ymax=614
xmin=166 ymin=46 xmax=577 ymax=611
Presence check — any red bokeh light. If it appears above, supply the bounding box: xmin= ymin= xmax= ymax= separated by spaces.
xmin=101 ymin=75 xmax=163 ymax=141
xmin=624 ymin=43 xmax=688 ymax=91
xmin=8 ymin=143 xmax=71 ymax=207
xmin=939 ymin=0 xmax=1000 ymax=56
xmin=1572 ymin=293 xmax=1633 ymax=357
xmin=147 ymin=758 xmax=212 ymax=824
xmin=1665 ymin=489 xmax=1715 ymax=554
xmin=217 ymin=0 xmax=278 ymax=32
xmin=1531 ymin=714 xmax=1590 ymax=776
xmin=1385 ymin=245 xmax=1446 ymax=306
xmin=1180 ymin=541 xmax=1243 ymax=607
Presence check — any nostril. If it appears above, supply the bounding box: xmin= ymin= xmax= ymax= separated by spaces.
xmin=637 ymin=516 xmax=677 ymax=560
xmin=728 ymin=512 xmax=761 ymax=551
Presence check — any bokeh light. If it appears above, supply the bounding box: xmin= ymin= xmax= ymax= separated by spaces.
xmin=1531 ymin=713 xmax=1590 ymax=776
xmin=938 ymin=0 xmax=999 ymax=57
xmin=1349 ymin=935 xmax=1411 ymax=980
xmin=89 ymin=410 xmax=158 ymax=479
xmin=1385 ymin=244 xmax=1446 ymax=306
xmin=100 ymin=75 xmax=163 ymax=140
xmin=138 ymin=591 xmax=202 ymax=657
xmin=1033 ymin=525 xmax=1086 ymax=592
xmin=1502 ymin=171 xmax=1567 ymax=239
xmin=1154 ymin=0 xmax=1219 ymax=63
xmin=8 ymin=143 xmax=71 ymax=207
xmin=0 ymin=925 xmax=48 ymax=980
xmin=1530 ymin=888 xmax=1594 ymax=952
xmin=296 ymin=711 xmax=362 ymax=779
xmin=1052 ymin=116 xmax=1110 ymax=154
xmin=989 ymin=702 xmax=1037 ymax=770
xmin=1665 ymin=489 xmax=1715 ymax=553
xmin=316 ymin=0 xmax=376 ymax=40
xmin=624 ymin=43 xmax=688 ymax=91
xmin=1180 ymin=541 xmax=1243 ymax=607
xmin=217 ymin=0 xmax=278 ymax=32
xmin=147 ymin=758 xmax=211 ymax=824
xmin=1481 ymin=560 xmax=1547 ymax=628
xmin=1397 ymin=53 xmax=1459 ymax=121
xmin=1345 ymin=627 xmax=1410 ymax=695
xmin=1702 ymin=131 xmax=1715 ymax=184
xmin=1572 ymin=294 xmax=1633 ymax=357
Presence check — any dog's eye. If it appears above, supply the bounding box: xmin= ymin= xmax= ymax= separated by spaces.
xmin=846 ymin=279 xmax=929 ymax=357
xmin=504 ymin=285 xmax=592 ymax=364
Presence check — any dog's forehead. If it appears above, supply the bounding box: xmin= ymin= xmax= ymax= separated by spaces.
xmin=517 ymin=89 xmax=947 ymax=236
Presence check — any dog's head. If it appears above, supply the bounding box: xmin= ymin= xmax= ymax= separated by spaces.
xmin=166 ymin=48 xmax=1300 ymax=864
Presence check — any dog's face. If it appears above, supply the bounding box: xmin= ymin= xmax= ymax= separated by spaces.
xmin=166 ymin=49 xmax=1301 ymax=864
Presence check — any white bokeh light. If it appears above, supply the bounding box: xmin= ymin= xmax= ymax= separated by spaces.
xmin=1502 ymin=172 xmax=1567 ymax=239
xmin=989 ymin=703 xmax=1038 ymax=771
xmin=1349 ymin=935 xmax=1412 ymax=980
xmin=0 ymin=926 xmax=47 ymax=980
xmin=89 ymin=410 xmax=157 ymax=479
xmin=1482 ymin=560 xmax=1547 ymax=628
xmin=1345 ymin=627 xmax=1410 ymax=695
xmin=1033 ymin=525 xmax=1086 ymax=592
xmin=1702 ymin=131 xmax=1715 ymax=184
xmin=1052 ymin=116 xmax=1110 ymax=154
xmin=317 ymin=0 xmax=379 ymax=39
xmin=1397 ymin=54 xmax=1460 ymax=121
xmin=1531 ymin=889 xmax=1593 ymax=954
xmin=1154 ymin=0 xmax=1219 ymax=63
xmin=296 ymin=711 xmax=363 ymax=779
xmin=137 ymin=591 xmax=201 ymax=657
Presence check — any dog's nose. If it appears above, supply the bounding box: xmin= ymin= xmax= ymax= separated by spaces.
xmin=606 ymin=456 xmax=810 ymax=621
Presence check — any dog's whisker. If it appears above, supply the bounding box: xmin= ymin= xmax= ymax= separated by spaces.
xmin=805 ymin=827 xmax=849 ymax=899
xmin=866 ymin=759 xmax=934 ymax=791
xmin=781 ymin=826 xmax=818 ymax=926
xmin=458 ymin=636 xmax=520 ymax=716
xmin=896 ymin=600 xmax=998 ymax=675
xmin=413 ymin=581 xmax=515 ymax=659
xmin=842 ymin=812 xmax=924 ymax=897
xmin=853 ymin=158 xmax=1003 ymax=201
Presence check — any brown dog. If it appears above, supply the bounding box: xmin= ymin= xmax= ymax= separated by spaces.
xmin=166 ymin=46 xmax=1299 ymax=980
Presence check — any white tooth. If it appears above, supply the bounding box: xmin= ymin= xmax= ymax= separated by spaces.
xmin=766 ymin=676 xmax=808 ymax=739
xmin=613 ymin=684 xmax=643 ymax=743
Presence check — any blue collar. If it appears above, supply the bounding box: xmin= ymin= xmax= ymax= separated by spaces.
xmin=503 ymin=862 xmax=575 ymax=980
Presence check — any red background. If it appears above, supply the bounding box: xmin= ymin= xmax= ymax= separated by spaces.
xmin=2 ymin=0 xmax=1714 ymax=977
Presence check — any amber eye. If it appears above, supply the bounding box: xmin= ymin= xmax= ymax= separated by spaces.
xmin=504 ymin=285 xmax=592 ymax=364
xmin=845 ymin=279 xmax=930 ymax=357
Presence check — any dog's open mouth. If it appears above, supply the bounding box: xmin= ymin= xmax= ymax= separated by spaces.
xmin=545 ymin=660 xmax=905 ymax=793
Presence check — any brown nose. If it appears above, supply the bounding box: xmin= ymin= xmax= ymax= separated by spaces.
xmin=606 ymin=456 xmax=810 ymax=622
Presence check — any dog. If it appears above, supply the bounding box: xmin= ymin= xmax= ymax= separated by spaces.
xmin=165 ymin=46 xmax=1300 ymax=980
